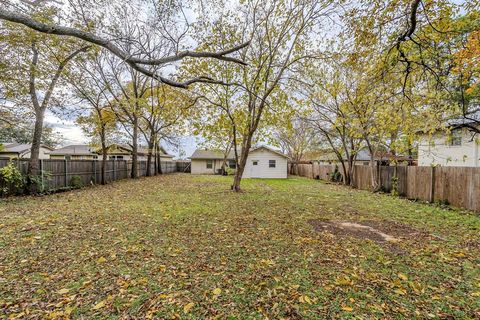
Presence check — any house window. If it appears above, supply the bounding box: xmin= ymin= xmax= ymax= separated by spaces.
xmin=228 ymin=160 xmax=236 ymax=169
xmin=448 ymin=130 xmax=462 ymax=146
xmin=206 ymin=160 xmax=213 ymax=169
xmin=65 ymin=155 xmax=71 ymax=161
xmin=109 ymin=155 xmax=124 ymax=160
xmin=269 ymin=160 xmax=276 ymax=168
xmin=252 ymin=160 xmax=258 ymax=166
xmin=93 ymin=155 xmax=98 ymax=160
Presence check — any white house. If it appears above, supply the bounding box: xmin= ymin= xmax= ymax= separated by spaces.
xmin=190 ymin=146 xmax=288 ymax=178
xmin=418 ymin=125 xmax=480 ymax=167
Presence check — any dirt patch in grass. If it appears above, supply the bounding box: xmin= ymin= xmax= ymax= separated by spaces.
xmin=308 ymin=219 xmax=428 ymax=244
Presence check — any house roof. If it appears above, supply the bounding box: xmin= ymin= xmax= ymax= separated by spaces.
xmin=1 ymin=143 xmax=53 ymax=154
xmin=251 ymin=146 xmax=289 ymax=158
xmin=49 ymin=144 xmax=174 ymax=157
xmin=49 ymin=145 xmax=97 ymax=156
xmin=190 ymin=145 xmax=288 ymax=160
xmin=110 ymin=144 xmax=174 ymax=157
xmin=315 ymin=149 xmax=415 ymax=162
xmin=190 ymin=149 xmax=232 ymax=160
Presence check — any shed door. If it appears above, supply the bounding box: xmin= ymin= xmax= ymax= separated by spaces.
xmin=250 ymin=160 xmax=261 ymax=178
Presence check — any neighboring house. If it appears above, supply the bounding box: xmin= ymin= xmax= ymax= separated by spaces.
xmin=49 ymin=144 xmax=175 ymax=161
xmin=49 ymin=145 xmax=99 ymax=160
xmin=315 ymin=149 xmax=415 ymax=166
xmin=107 ymin=144 xmax=174 ymax=162
xmin=104 ymin=144 xmax=145 ymax=161
xmin=0 ymin=143 xmax=52 ymax=159
xmin=418 ymin=124 xmax=480 ymax=167
xmin=190 ymin=146 xmax=288 ymax=178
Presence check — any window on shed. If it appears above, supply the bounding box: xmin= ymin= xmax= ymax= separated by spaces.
xmin=269 ymin=160 xmax=276 ymax=168
xmin=228 ymin=160 xmax=236 ymax=169
xmin=206 ymin=160 xmax=213 ymax=169
xmin=252 ymin=160 xmax=258 ymax=166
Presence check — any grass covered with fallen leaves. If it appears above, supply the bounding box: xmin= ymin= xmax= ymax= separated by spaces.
xmin=0 ymin=174 xmax=479 ymax=319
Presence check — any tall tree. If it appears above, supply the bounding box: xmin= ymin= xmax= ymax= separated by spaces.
xmin=0 ymin=6 xmax=89 ymax=189
xmin=69 ymin=53 xmax=119 ymax=185
xmin=186 ymin=0 xmax=336 ymax=191
xmin=139 ymin=84 xmax=193 ymax=176
xmin=272 ymin=117 xmax=315 ymax=175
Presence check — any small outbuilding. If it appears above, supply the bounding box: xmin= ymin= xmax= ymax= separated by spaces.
xmin=190 ymin=146 xmax=288 ymax=178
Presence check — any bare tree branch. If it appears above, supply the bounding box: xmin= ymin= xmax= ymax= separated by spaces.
xmin=0 ymin=8 xmax=250 ymax=88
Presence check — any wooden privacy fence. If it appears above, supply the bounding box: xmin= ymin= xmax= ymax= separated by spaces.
xmin=0 ymin=158 xmax=179 ymax=193
xmin=296 ymin=163 xmax=480 ymax=212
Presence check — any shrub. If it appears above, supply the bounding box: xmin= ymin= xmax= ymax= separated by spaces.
xmin=225 ymin=167 xmax=235 ymax=175
xmin=0 ymin=162 xmax=25 ymax=196
xmin=391 ymin=176 xmax=399 ymax=197
xmin=69 ymin=175 xmax=84 ymax=189
xmin=329 ymin=165 xmax=342 ymax=182
xmin=27 ymin=170 xmax=53 ymax=194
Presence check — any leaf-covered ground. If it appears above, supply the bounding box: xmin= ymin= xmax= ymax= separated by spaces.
xmin=0 ymin=174 xmax=479 ymax=319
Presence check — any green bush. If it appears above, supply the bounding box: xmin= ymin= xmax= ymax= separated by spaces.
xmin=27 ymin=170 xmax=53 ymax=194
xmin=329 ymin=165 xmax=342 ymax=182
xmin=225 ymin=167 xmax=235 ymax=175
xmin=391 ymin=176 xmax=399 ymax=197
xmin=69 ymin=175 xmax=84 ymax=189
xmin=0 ymin=162 xmax=25 ymax=196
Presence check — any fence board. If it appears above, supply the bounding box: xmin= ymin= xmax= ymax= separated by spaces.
xmin=294 ymin=163 xmax=480 ymax=213
xmin=0 ymin=159 xmax=183 ymax=195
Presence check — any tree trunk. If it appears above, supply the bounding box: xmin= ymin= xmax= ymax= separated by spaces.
xmin=232 ymin=137 xmax=253 ymax=192
xmin=26 ymin=108 xmax=45 ymax=193
xmin=156 ymin=143 xmax=163 ymax=174
xmin=154 ymin=144 xmax=159 ymax=175
xmin=339 ymin=160 xmax=349 ymax=185
xmin=221 ymin=141 xmax=234 ymax=175
xmin=146 ymin=139 xmax=154 ymax=177
xmin=27 ymin=108 xmax=45 ymax=177
xmin=131 ymin=117 xmax=138 ymax=179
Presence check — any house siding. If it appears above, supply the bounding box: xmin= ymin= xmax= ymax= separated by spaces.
xmin=190 ymin=147 xmax=288 ymax=178
xmin=418 ymin=130 xmax=480 ymax=167
xmin=191 ymin=159 xmax=224 ymax=174
xmin=242 ymin=148 xmax=288 ymax=178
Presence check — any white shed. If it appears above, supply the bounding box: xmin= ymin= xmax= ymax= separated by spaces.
xmin=242 ymin=146 xmax=288 ymax=178
xmin=190 ymin=146 xmax=288 ymax=178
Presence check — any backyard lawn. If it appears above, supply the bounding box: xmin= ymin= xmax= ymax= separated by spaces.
xmin=0 ymin=174 xmax=479 ymax=319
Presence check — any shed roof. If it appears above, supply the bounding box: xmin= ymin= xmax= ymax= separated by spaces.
xmin=190 ymin=146 xmax=288 ymax=160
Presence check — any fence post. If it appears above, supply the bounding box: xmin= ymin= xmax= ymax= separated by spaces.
xmin=93 ymin=160 xmax=96 ymax=184
xmin=113 ymin=159 xmax=116 ymax=181
xmin=64 ymin=159 xmax=68 ymax=188
xmin=430 ymin=166 xmax=436 ymax=203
